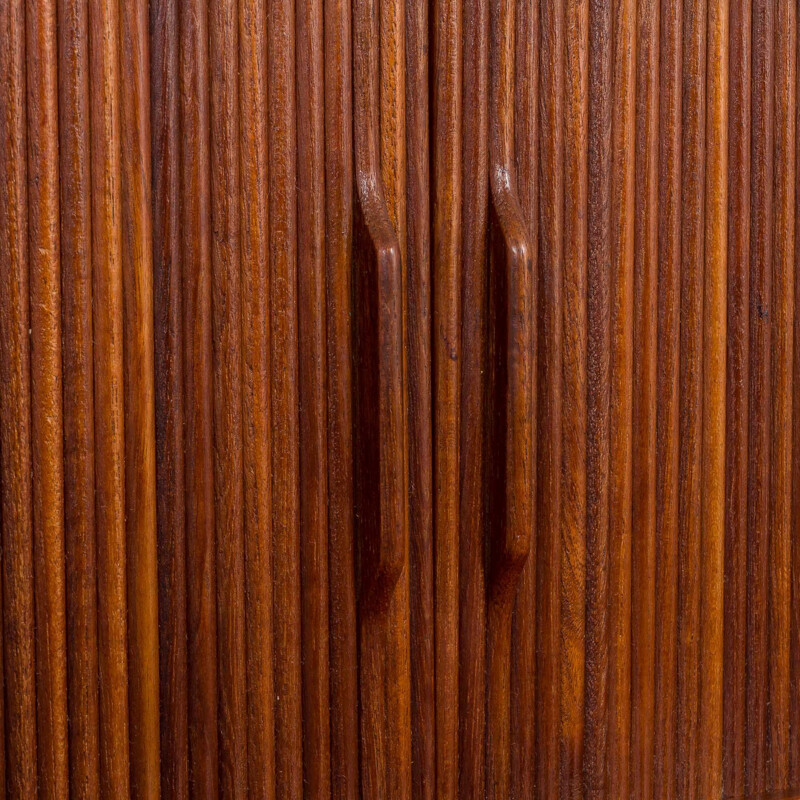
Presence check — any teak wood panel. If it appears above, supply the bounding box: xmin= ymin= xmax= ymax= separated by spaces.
xmin=0 ymin=0 xmax=799 ymax=798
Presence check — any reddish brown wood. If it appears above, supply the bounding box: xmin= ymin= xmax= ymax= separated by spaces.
xmin=432 ymin=0 xmax=462 ymax=796
xmin=606 ymin=0 xmax=635 ymax=794
xmin=585 ymin=0 xmax=612 ymax=794
xmin=458 ymin=0 xmax=489 ymax=794
xmin=59 ymin=0 xmax=101 ymax=792
xmin=26 ymin=0 xmax=70 ymax=795
xmin=324 ymin=0 xmax=359 ymax=795
xmin=352 ymin=0 xmax=408 ymax=794
xmin=239 ymin=0 xmax=275 ymax=796
xmin=268 ymin=0 xmax=303 ymax=793
xmin=485 ymin=0 xmax=535 ymax=795
xmin=120 ymin=0 xmax=162 ymax=793
xmin=792 ymin=9 xmax=800 ymax=787
xmin=561 ymin=0 xmax=587 ymax=794
xmin=151 ymin=0 xmax=189 ymax=791
xmin=89 ymin=0 xmax=132 ymax=791
xmin=179 ymin=0 xmax=219 ymax=792
xmin=767 ymin=2 xmax=796 ymax=794
xmin=653 ymin=2 xmax=681 ymax=798
xmin=297 ymin=0 xmax=331 ymax=793
xmin=631 ymin=1 xmax=658 ymax=797
xmin=208 ymin=1 xmax=248 ymax=793
xmin=747 ymin=0 xmax=775 ymax=793
xmin=6 ymin=4 xmax=800 ymax=797
xmin=725 ymin=0 xmax=751 ymax=794
xmin=0 ymin=0 xmax=37 ymax=794
xmin=379 ymin=0 xmax=413 ymax=788
xmin=536 ymin=0 xmax=563 ymax=794
xmin=676 ymin=3 xmax=706 ymax=797
xmin=698 ymin=0 xmax=728 ymax=796
xmin=510 ymin=0 xmax=537 ymax=795
xmin=405 ymin=0 xmax=434 ymax=796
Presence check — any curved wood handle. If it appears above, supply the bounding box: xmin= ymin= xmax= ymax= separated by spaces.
xmin=352 ymin=0 xmax=405 ymax=607
xmin=487 ymin=0 xmax=534 ymax=600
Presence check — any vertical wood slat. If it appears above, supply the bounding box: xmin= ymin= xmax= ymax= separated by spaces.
xmin=536 ymin=0 xmax=564 ymax=794
xmin=432 ymin=0 xmax=461 ymax=795
xmin=458 ymin=0 xmax=489 ymax=792
xmin=26 ymin=0 xmax=69 ymax=795
xmin=606 ymin=0 xmax=635 ymax=794
xmin=561 ymin=0 xmax=588 ymax=794
xmin=724 ymin=0 xmax=751 ymax=794
xmin=631 ymin=0 xmax=658 ymax=796
xmin=747 ymin=0 xmax=775 ymax=793
xmin=297 ymin=0 xmax=331 ymax=792
xmin=239 ymin=0 xmax=275 ymax=796
xmin=119 ymin=0 xmax=162 ymax=793
xmin=0 ymin=0 xmax=37 ymax=794
xmin=767 ymin=0 xmax=796 ymax=791
xmin=792 ymin=4 xmax=800 ymax=785
xmin=698 ymin=0 xmax=728 ymax=796
xmin=677 ymin=1 xmax=706 ymax=796
xmin=405 ymin=0 xmax=434 ymax=794
xmin=208 ymin=0 xmax=248 ymax=790
xmin=88 ymin=0 xmax=131 ymax=791
xmin=179 ymin=0 xmax=220 ymax=791
xmin=267 ymin=0 xmax=303 ymax=793
xmin=151 ymin=0 xmax=189 ymax=793
xmin=585 ymin=0 xmax=613 ymax=793
xmin=59 ymin=0 xmax=101 ymax=792
xmin=324 ymin=0 xmax=359 ymax=793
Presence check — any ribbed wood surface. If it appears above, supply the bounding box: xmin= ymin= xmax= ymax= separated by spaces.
xmin=0 ymin=0 xmax=798 ymax=798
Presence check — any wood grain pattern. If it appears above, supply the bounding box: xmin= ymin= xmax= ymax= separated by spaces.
xmin=324 ymin=0 xmax=359 ymax=795
xmin=458 ymin=0 xmax=489 ymax=794
xmin=653 ymin=2 xmax=681 ymax=797
xmin=26 ymin=0 xmax=69 ymax=795
xmin=510 ymin=0 xmax=537 ymax=795
xmin=561 ymin=0 xmax=587 ymax=794
xmin=767 ymin=0 xmax=795 ymax=792
xmin=486 ymin=0 xmax=534 ymax=795
xmin=5 ymin=2 xmax=800 ymax=798
xmin=297 ymin=0 xmax=331 ymax=793
xmin=151 ymin=0 xmax=189 ymax=793
xmin=677 ymin=2 xmax=706 ymax=797
xmin=208 ymin=0 xmax=248 ymax=792
xmin=725 ymin=0 xmax=751 ymax=795
xmin=536 ymin=0 xmax=564 ymax=795
xmin=698 ymin=0 xmax=728 ymax=796
xmin=748 ymin=0 xmax=775 ymax=793
xmin=0 ymin=0 xmax=38 ymax=794
xmin=585 ymin=0 xmax=613 ymax=794
xmin=88 ymin=0 xmax=131 ymax=791
xmin=179 ymin=0 xmax=219 ymax=791
xmin=239 ymin=0 xmax=275 ymax=796
xmin=59 ymin=0 xmax=101 ymax=793
xmin=606 ymin=0 xmax=635 ymax=793
xmin=120 ymin=0 xmax=162 ymax=793
xmin=405 ymin=0 xmax=434 ymax=796
xmin=631 ymin=0 xmax=658 ymax=796
xmin=432 ymin=0 xmax=461 ymax=796
xmin=267 ymin=0 xmax=303 ymax=793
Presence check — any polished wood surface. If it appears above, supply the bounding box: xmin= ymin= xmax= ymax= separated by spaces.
xmin=1 ymin=1 xmax=799 ymax=797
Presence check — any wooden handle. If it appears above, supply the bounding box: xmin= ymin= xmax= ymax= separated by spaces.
xmin=487 ymin=0 xmax=534 ymax=598
xmin=353 ymin=0 xmax=405 ymax=606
